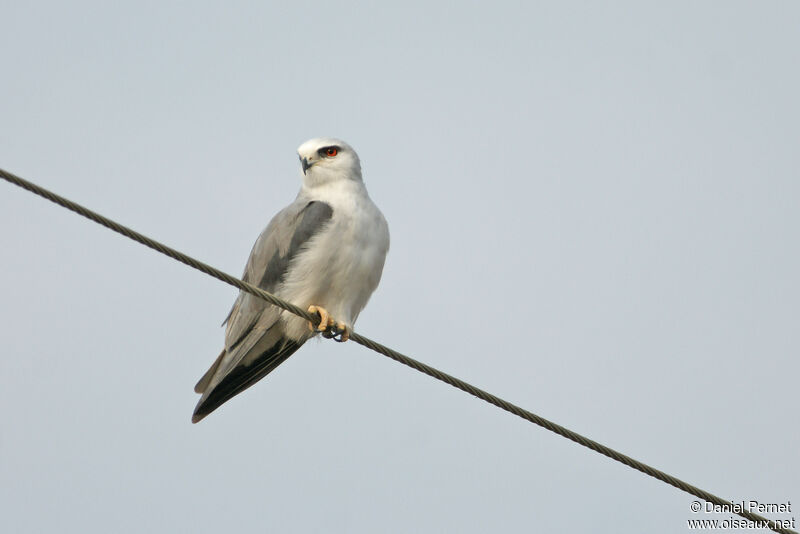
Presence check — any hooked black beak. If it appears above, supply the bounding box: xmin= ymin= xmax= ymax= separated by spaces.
xmin=301 ymin=157 xmax=312 ymax=175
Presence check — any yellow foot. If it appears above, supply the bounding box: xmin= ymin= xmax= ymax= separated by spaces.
xmin=307 ymin=305 xmax=350 ymax=343
xmin=308 ymin=305 xmax=334 ymax=332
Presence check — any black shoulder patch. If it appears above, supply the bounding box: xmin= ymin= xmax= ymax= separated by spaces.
xmin=258 ymin=201 xmax=333 ymax=290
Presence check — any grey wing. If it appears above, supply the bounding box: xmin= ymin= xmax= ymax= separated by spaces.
xmin=192 ymin=199 xmax=334 ymax=423
xmin=222 ymin=199 xmax=333 ymax=350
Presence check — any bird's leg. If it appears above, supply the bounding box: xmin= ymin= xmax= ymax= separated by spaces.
xmin=307 ymin=305 xmax=350 ymax=342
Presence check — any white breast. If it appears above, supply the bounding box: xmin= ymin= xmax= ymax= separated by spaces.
xmin=277 ymin=180 xmax=390 ymax=340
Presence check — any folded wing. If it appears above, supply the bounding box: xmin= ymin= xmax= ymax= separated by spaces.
xmin=192 ymin=200 xmax=333 ymax=423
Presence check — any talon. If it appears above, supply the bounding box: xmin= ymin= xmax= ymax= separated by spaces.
xmin=321 ymin=329 xmax=337 ymax=339
xmin=333 ymin=322 xmax=350 ymax=343
xmin=307 ymin=306 xmax=350 ymax=342
xmin=308 ymin=305 xmax=334 ymax=332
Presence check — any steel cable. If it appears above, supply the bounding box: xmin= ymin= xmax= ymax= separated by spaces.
xmin=1 ymin=167 xmax=794 ymax=534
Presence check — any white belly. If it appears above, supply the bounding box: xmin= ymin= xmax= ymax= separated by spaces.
xmin=277 ymin=186 xmax=389 ymax=341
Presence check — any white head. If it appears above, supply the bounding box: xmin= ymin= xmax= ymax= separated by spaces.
xmin=296 ymin=137 xmax=362 ymax=187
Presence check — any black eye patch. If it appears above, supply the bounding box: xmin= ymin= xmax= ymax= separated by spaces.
xmin=318 ymin=146 xmax=341 ymax=157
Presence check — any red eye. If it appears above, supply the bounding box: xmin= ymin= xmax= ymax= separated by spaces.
xmin=325 ymin=147 xmax=338 ymax=157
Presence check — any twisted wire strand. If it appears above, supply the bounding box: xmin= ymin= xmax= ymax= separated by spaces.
xmin=1 ymin=167 xmax=794 ymax=534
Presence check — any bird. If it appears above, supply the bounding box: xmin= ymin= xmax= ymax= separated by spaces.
xmin=192 ymin=138 xmax=390 ymax=423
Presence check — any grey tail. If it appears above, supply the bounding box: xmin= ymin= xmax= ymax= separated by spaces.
xmin=194 ymin=349 xmax=226 ymax=394
xmin=191 ymin=339 xmax=304 ymax=424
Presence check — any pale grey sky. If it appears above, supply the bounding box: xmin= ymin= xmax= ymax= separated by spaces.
xmin=1 ymin=2 xmax=797 ymax=533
